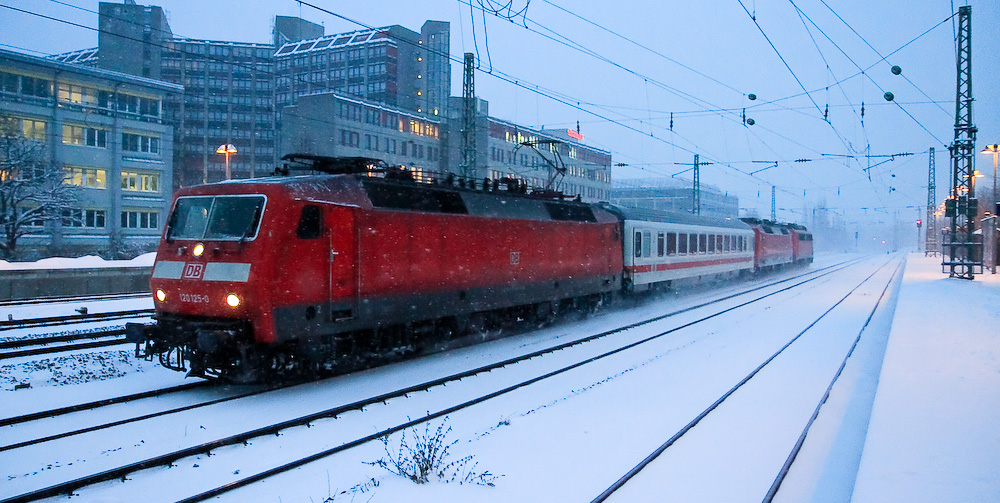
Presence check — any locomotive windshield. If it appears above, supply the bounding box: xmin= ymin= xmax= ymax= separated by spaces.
xmin=167 ymin=195 xmax=265 ymax=241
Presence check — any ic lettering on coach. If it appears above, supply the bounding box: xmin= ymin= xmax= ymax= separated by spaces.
xmin=182 ymin=262 xmax=205 ymax=280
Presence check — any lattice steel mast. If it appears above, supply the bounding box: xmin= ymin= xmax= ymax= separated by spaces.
xmin=692 ymin=154 xmax=701 ymax=215
xmin=771 ymin=186 xmax=777 ymax=221
xmin=943 ymin=5 xmax=979 ymax=278
xmin=460 ymin=52 xmax=477 ymax=180
xmin=925 ymin=147 xmax=939 ymax=256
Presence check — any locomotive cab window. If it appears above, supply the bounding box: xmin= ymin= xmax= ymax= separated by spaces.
xmin=167 ymin=195 xmax=265 ymax=241
xmin=296 ymin=205 xmax=322 ymax=239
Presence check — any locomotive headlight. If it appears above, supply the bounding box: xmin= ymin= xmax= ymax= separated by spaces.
xmin=226 ymin=293 xmax=241 ymax=307
xmin=155 ymin=289 xmax=166 ymax=302
xmin=192 ymin=243 xmax=205 ymax=257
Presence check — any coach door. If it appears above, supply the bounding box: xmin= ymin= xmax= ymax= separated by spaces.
xmin=327 ymin=205 xmax=359 ymax=321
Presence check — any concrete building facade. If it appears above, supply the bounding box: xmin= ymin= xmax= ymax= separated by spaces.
xmin=0 ymin=48 xmax=180 ymax=256
xmin=611 ymin=178 xmax=740 ymax=218
xmin=282 ymin=92 xmax=442 ymax=180
xmin=273 ymin=21 xmax=450 ymax=119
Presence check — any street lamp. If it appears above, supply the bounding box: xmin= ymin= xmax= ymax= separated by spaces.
xmin=216 ymin=143 xmax=238 ymax=180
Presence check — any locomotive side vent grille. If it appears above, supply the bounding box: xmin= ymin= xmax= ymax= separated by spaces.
xmin=544 ymin=202 xmax=597 ymax=222
xmin=363 ymin=181 xmax=469 ymax=214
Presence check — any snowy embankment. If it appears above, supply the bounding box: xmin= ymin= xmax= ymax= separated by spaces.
xmin=0 ymin=252 xmax=155 ymax=271
xmin=850 ymin=254 xmax=1000 ymax=502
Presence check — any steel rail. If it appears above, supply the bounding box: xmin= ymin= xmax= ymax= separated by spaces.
xmin=0 ymin=334 xmax=128 ymax=361
xmin=0 ymin=293 xmax=149 ymax=307
xmin=0 ymin=382 xmax=210 ymax=428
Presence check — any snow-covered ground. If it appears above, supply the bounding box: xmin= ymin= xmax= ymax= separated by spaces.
xmin=0 ymin=252 xmax=997 ymax=502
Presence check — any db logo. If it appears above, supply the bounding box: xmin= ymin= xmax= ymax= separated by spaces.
xmin=182 ymin=263 xmax=205 ymax=280
xmin=509 ymin=251 xmax=520 ymax=265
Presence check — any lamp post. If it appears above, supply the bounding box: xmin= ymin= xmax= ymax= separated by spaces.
xmin=216 ymin=143 xmax=238 ymax=180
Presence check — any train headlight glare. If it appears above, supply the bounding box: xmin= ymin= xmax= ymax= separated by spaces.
xmin=192 ymin=243 xmax=205 ymax=257
xmin=155 ymin=289 xmax=166 ymax=302
xmin=226 ymin=293 xmax=241 ymax=307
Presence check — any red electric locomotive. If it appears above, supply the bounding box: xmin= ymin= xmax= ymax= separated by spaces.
xmin=129 ymin=156 xmax=622 ymax=380
xmin=740 ymin=218 xmax=794 ymax=270
xmin=786 ymin=223 xmax=814 ymax=265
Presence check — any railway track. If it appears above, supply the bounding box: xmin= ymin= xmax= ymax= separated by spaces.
xmin=0 ymin=257 xmax=865 ymax=503
xmin=0 ymin=293 xmax=149 ymax=308
xmin=0 ymin=309 xmax=154 ymax=331
xmin=0 ymin=329 xmax=130 ymax=361
xmin=591 ymin=256 xmax=902 ymax=502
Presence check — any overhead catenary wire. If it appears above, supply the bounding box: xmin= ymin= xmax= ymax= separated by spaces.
xmin=6 ymin=0 xmax=949 ymax=217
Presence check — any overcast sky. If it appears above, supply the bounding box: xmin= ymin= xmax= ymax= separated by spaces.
xmin=1 ymin=0 xmax=996 ymax=238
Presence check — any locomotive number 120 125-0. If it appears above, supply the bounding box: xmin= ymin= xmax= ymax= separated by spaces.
xmin=179 ymin=293 xmax=211 ymax=304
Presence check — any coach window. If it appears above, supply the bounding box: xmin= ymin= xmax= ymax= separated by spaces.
xmin=657 ymin=232 xmax=665 ymax=257
xmin=678 ymin=233 xmax=688 ymax=254
xmin=296 ymin=205 xmax=322 ymax=239
xmin=716 ymin=235 xmax=723 ymax=253
xmin=634 ymin=231 xmax=642 ymax=257
xmin=708 ymin=234 xmax=716 ymax=253
xmin=643 ymin=231 xmax=652 ymax=257
xmin=667 ymin=232 xmax=677 ymax=255
xmin=699 ymin=234 xmax=707 ymax=253
xmin=723 ymin=235 xmax=730 ymax=252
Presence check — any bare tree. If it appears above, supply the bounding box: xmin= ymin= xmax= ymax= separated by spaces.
xmin=0 ymin=115 xmax=78 ymax=259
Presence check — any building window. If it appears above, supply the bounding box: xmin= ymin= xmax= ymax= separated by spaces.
xmin=62 ymin=125 xmax=107 ymax=148
xmin=121 ymin=210 xmax=158 ymax=229
xmin=61 ymin=209 xmax=106 ymax=228
xmin=19 ymin=118 xmax=46 ymax=141
xmin=64 ymin=166 xmax=107 ymax=189
xmin=19 ymin=75 xmax=51 ymax=98
xmin=57 ymin=83 xmax=93 ymax=105
xmin=122 ymin=133 xmax=160 ymax=154
xmin=121 ymin=171 xmax=160 ymax=192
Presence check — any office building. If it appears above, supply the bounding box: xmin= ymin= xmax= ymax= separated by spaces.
xmin=0 ymin=48 xmax=179 ymax=256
